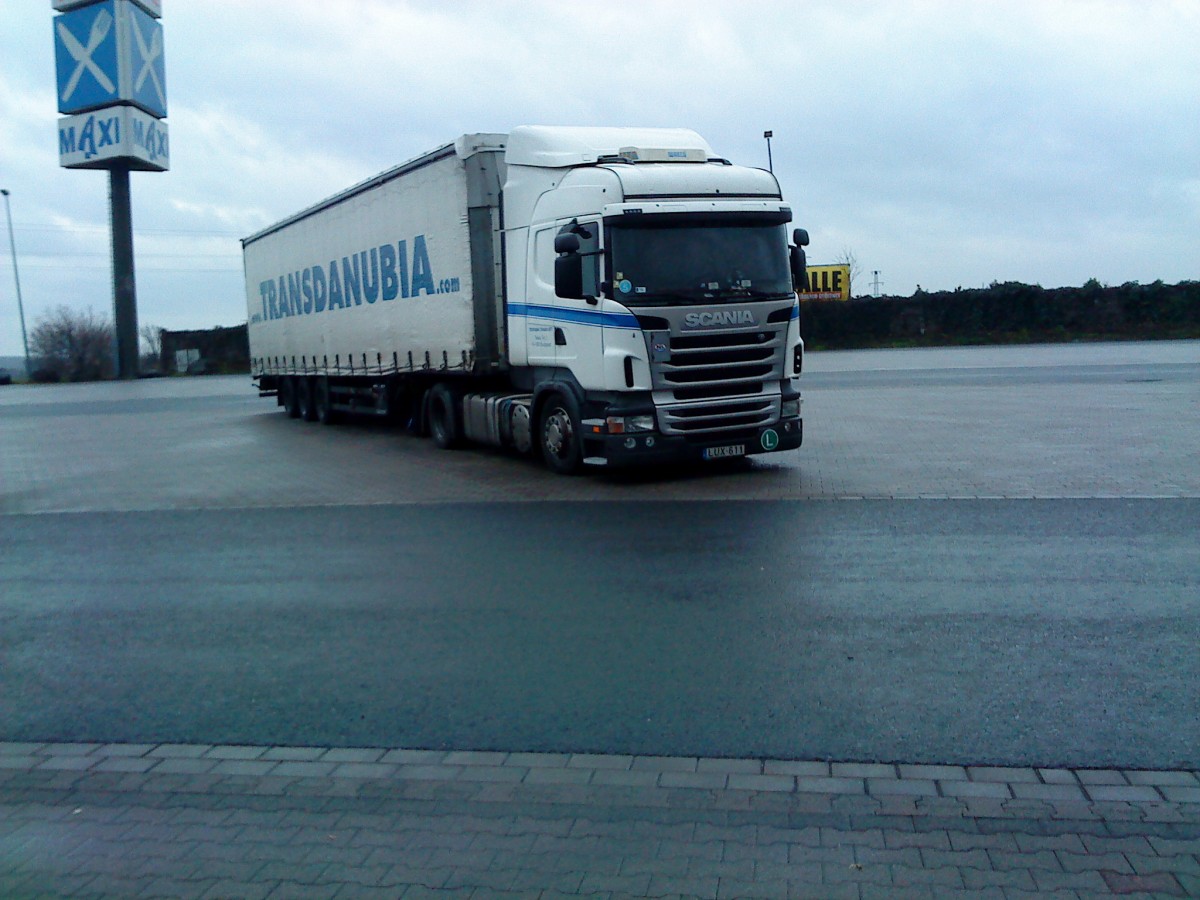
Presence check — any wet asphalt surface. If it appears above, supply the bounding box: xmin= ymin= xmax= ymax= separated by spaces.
xmin=1 ymin=343 xmax=1197 ymax=769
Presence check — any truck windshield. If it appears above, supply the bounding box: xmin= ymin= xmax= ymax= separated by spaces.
xmin=607 ymin=218 xmax=792 ymax=306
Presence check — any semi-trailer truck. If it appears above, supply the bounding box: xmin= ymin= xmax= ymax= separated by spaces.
xmin=242 ymin=125 xmax=809 ymax=474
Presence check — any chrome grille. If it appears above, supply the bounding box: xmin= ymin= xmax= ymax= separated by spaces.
xmin=648 ymin=323 xmax=787 ymax=438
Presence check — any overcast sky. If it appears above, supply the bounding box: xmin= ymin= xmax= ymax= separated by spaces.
xmin=1 ymin=0 xmax=1197 ymax=357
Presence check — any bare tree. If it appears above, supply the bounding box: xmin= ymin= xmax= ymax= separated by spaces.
xmin=835 ymin=247 xmax=862 ymax=294
xmin=140 ymin=324 xmax=164 ymax=371
xmin=29 ymin=306 xmax=115 ymax=382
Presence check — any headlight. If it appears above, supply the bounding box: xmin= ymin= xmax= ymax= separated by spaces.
xmin=781 ymin=399 xmax=801 ymax=418
xmin=607 ymin=414 xmax=656 ymax=434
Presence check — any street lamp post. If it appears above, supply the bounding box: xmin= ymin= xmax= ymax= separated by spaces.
xmin=1 ymin=189 xmax=31 ymax=379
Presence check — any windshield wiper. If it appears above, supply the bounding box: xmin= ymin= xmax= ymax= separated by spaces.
xmin=713 ymin=289 xmax=793 ymax=301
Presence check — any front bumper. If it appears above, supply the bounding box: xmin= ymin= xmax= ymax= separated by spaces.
xmin=590 ymin=417 xmax=803 ymax=468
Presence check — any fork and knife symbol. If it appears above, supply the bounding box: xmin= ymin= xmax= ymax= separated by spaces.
xmin=58 ymin=6 xmax=165 ymax=109
xmin=58 ymin=7 xmax=115 ymax=101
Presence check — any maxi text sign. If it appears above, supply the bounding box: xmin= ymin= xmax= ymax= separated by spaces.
xmin=58 ymin=104 xmax=169 ymax=171
xmin=54 ymin=0 xmax=167 ymax=118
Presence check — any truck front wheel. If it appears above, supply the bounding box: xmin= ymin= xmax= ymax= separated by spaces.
xmin=538 ymin=392 xmax=583 ymax=475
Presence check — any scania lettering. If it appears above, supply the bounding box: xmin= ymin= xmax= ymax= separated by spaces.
xmin=243 ymin=126 xmax=810 ymax=474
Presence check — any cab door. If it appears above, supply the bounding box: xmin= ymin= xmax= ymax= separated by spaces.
xmin=548 ymin=218 xmax=603 ymax=380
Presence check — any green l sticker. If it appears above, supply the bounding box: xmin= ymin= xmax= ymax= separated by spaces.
xmin=760 ymin=429 xmax=780 ymax=451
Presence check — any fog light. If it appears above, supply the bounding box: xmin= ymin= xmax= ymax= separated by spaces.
xmin=645 ymin=436 xmax=656 ymax=448
xmin=624 ymin=437 xmax=637 ymax=449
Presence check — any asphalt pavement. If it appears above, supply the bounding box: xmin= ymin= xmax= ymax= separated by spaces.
xmin=1 ymin=341 xmax=1198 ymax=898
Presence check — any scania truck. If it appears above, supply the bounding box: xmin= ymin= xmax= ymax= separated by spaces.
xmin=242 ymin=126 xmax=809 ymax=474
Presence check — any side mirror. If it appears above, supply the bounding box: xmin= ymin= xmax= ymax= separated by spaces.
xmin=790 ymin=245 xmax=808 ymax=293
xmin=793 ymin=228 xmax=809 ymax=247
xmin=554 ymin=233 xmax=581 ymax=254
xmin=555 ymin=254 xmax=584 ymax=299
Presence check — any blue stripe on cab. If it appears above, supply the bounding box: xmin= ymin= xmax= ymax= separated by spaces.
xmin=508 ymin=303 xmax=640 ymax=329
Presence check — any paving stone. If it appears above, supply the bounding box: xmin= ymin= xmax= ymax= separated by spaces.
xmin=442 ymin=751 xmax=508 ymax=766
xmin=1076 ymin=769 xmax=1128 ymax=785
xmin=0 ymin=743 xmax=47 ymax=755
xmin=0 ymin=756 xmax=42 ymax=769
xmin=940 ymin=780 xmax=1011 ymax=799
xmin=762 ymin=760 xmax=829 ymax=777
xmin=210 ymin=760 xmax=279 ymax=777
xmin=630 ymin=756 xmax=699 ymax=773
xmin=696 ymin=757 xmax=761 ymax=775
xmin=967 ymin=766 xmax=1039 ymax=784
xmin=1012 ymin=832 xmax=1086 ymax=853
xmin=568 ymin=754 xmax=633 ymax=770
xmin=1084 ymin=784 xmax=1162 ymax=802
xmin=378 ymin=749 xmax=446 ymax=765
xmin=899 ymin=764 xmax=967 ymax=781
xmin=726 ymin=774 xmax=794 ymax=793
xmin=1160 ymin=786 xmax=1200 ymax=803
xmin=884 ymin=829 xmax=951 ymax=850
xmin=1100 ymin=869 xmax=1188 ymax=897
xmin=1124 ymin=770 xmax=1199 ymax=787
xmin=794 ymin=776 xmax=863 ymax=795
xmin=319 ymin=748 xmax=386 ymax=764
xmin=151 ymin=758 xmax=219 ymax=775
xmin=96 ymin=743 xmax=157 ymax=758
xmin=148 ymin=744 xmax=213 ymax=759
xmin=522 ymin=767 xmax=592 ymax=786
xmin=37 ymin=756 xmax=98 ymax=771
xmin=1037 ymin=768 xmax=1079 ymax=785
xmin=831 ymin=763 xmax=896 ymax=779
xmin=659 ymin=771 xmax=729 ymax=790
xmin=868 ymin=778 xmax=937 ymax=797
xmin=1010 ymin=782 xmax=1088 ymax=802
xmin=504 ymin=752 xmax=570 ymax=768
xmin=589 ymin=769 xmax=660 ymax=788
xmin=41 ymin=743 xmax=103 ymax=755
xmin=204 ymin=745 xmax=267 ymax=761
xmin=1030 ymin=867 xmax=1109 ymax=891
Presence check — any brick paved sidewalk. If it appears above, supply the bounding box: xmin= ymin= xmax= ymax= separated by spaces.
xmin=1 ymin=743 xmax=1197 ymax=899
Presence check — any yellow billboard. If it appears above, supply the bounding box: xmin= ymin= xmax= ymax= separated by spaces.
xmin=799 ymin=265 xmax=851 ymax=301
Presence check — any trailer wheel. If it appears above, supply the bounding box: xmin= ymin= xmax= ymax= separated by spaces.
xmin=296 ymin=377 xmax=317 ymax=422
xmin=314 ymin=377 xmax=339 ymax=425
xmin=281 ymin=377 xmax=301 ymax=418
xmin=428 ymin=383 xmax=462 ymax=450
xmin=538 ymin=392 xmax=583 ymax=475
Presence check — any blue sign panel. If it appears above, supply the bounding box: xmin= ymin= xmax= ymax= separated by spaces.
xmin=53 ymin=0 xmax=167 ymax=118
xmin=54 ymin=1 xmax=120 ymax=114
xmin=126 ymin=2 xmax=166 ymax=117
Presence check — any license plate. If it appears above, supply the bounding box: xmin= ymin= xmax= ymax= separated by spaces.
xmin=703 ymin=443 xmax=745 ymax=460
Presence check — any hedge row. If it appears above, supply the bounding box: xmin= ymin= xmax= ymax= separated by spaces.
xmin=801 ymin=279 xmax=1200 ymax=349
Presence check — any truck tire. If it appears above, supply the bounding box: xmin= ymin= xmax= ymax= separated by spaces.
xmin=427 ymin=383 xmax=462 ymax=450
xmin=281 ymin=377 xmax=301 ymax=418
xmin=297 ymin=377 xmax=317 ymax=422
xmin=314 ymin=377 xmax=339 ymax=425
xmin=538 ymin=391 xmax=583 ymax=475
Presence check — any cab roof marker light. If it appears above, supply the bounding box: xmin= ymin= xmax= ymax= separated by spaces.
xmin=615 ymin=146 xmax=708 ymax=164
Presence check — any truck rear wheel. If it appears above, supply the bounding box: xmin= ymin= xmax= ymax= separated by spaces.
xmin=281 ymin=377 xmax=300 ymax=418
xmin=428 ymin=383 xmax=462 ymax=450
xmin=296 ymin=377 xmax=317 ymax=422
xmin=538 ymin=392 xmax=583 ymax=475
xmin=314 ymin=377 xmax=339 ymax=425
